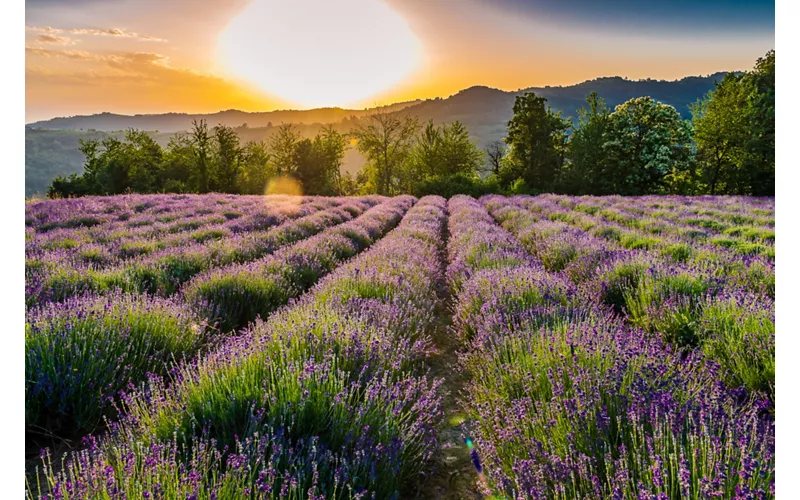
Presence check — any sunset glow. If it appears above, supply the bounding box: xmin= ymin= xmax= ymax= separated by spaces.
xmin=24 ymin=0 xmax=774 ymax=122
xmin=218 ymin=0 xmax=423 ymax=108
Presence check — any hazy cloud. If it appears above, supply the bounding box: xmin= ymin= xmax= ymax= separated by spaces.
xmin=25 ymin=46 xmax=94 ymax=60
xmin=26 ymin=25 xmax=167 ymax=42
xmin=35 ymin=33 xmax=75 ymax=44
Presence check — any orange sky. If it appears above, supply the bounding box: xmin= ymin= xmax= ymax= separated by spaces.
xmin=25 ymin=0 xmax=774 ymax=123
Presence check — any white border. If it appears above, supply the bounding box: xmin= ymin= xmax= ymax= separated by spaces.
xmin=3 ymin=0 xmax=25 ymax=495
xmin=775 ymin=0 xmax=795 ymax=496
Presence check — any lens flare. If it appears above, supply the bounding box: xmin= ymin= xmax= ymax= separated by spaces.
xmin=265 ymin=176 xmax=304 ymax=196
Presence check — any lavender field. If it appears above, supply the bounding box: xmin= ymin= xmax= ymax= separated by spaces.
xmin=25 ymin=193 xmax=775 ymax=499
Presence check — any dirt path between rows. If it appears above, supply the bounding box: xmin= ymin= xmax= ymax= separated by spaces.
xmin=415 ymin=211 xmax=482 ymax=499
xmin=417 ymin=309 xmax=482 ymax=499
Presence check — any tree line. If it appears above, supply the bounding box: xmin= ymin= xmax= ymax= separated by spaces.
xmin=488 ymin=49 xmax=774 ymax=196
xmin=49 ymin=121 xmax=350 ymax=197
xmin=48 ymin=50 xmax=774 ymax=198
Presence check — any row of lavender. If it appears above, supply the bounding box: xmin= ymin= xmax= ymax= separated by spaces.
xmin=499 ymin=194 xmax=775 ymax=396
xmin=30 ymin=196 xmax=449 ymax=498
xmin=26 ymin=195 xmax=388 ymax=305
xmin=27 ymin=194 xmax=339 ymax=272
xmin=525 ymin=194 xmax=775 ymax=260
xmin=25 ymin=195 xmax=410 ymax=442
xmin=449 ymin=195 xmax=774 ymax=498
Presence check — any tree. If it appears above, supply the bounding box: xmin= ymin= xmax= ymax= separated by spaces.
xmin=77 ymin=138 xmax=102 ymax=192
xmin=564 ymin=92 xmax=612 ymax=194
xmin=291 ymin=138 xmax=329 ymax=195
xmin=316 ymin=125 xmax=348 ymax=193
xmin=48 ymin=129 xmax=164 ymax=196
xmin=407 ymin=120 xmax=484 ymax=193
xmin=437 ymin=121 xmax=484 ymax=177
xmin=160 ymin=133 xmax=195 ymax=193
xmin=119 ymin=129 xmax=163 ymax=194
xmin=238 ymin=141 xmax=274 ymax=194
xmin=339 ymin=171 xmax=361 ymax=196
xmin=409 ymin=121 xmax=442 ymax=180
xmin=189 ymin=120 xmax=211 ymax=193
xmin=741 ymin=50 xmax=775 ymax=196
xmin=689 ymin=49 xmax=774 ymax=195
xmin=211 ymin=124 xmax=242 ymax=193
xmin=501 ymin=92 xmax=571 ymax=192
xmin=484 ymin=140 xmax=505 ymax=175
xmin=268 ymin=124 xmax=300 ymax=176
xmin=603 ymin=97 xmax=693 ymax=195
xmin=353 ymin=109 xmax=419 ymax=195
xmin=691 ymin=74 xmax=748 ymax=194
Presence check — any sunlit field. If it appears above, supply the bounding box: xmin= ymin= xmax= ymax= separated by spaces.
xmin=25 ymin=193 xmax=774 ymax=498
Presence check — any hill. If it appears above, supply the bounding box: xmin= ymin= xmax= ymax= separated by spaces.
xmin=398 ymin=73 xmax=729 ymax=146
xmin=25 ymin=72 xmax=729 ymax=196
xmin=26 ymin=101 xmax=422 ymax=133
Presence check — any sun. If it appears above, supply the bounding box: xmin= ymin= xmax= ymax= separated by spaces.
xmin=218 ymin=0 xmax=423 ymax=108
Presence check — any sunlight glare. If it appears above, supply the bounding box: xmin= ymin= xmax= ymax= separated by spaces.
xmin=218 ymin=0 xmax=423 ymax=108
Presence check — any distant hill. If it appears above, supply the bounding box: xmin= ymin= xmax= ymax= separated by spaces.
xmin=396 ymin=73 xmax=730 ymax=147
xmin=25 ymin=72 xmax=730 ymax=196
xmin=26 ymin=101 xmax=422 ymax=133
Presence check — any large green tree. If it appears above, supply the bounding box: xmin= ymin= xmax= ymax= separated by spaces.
xmin=211 ymin=124 xmax=242 ymax=193
xmin=160 ymin=133 xmax=195 ymax=193
xmin=602 ymin=97 xmax=693 ymax=195
xmin=189 ymin=120 xmax=212 ymax=193
xmin=691 ymin=73 xmax=748 ymax=194
xmin=238 ymin=141 xmax=274 ymax=195
xmin=564 ymin=92 xmax=612 ymax=194
xmin=353 ymin=109 xmax=419 ymax=195
xmin=741 ymin=50 xmax=775 ymax=196
xmin=268 ymin=124 xmax=301 ymax=176
xmin=500 ymin=92 xmax=571 ymax=192
xmin=50 ymin=129 xmax=163 ymax=197
xmin=409 ymin=120 xmax=483 ymax=179
xmin=690 ymin=50 xmax=774 ymax=195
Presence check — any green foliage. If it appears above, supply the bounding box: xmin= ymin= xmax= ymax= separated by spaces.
xmin=412 ymin=172 xmax=500 ymax=198
xmin=409 ymin=120 xmax=484 ymax=179
xmin=267 ymin=123 xmax=301 ymax=177
xmin=48 ymin=121 xmax=352 ymax=198
xmin=692 ymin=50 xmax=774 ymax=195
xmin=43 ymin=52 xmax=774 ymax=198
xmin=624 ymin=272 xmax=719 ymax=347
xmin=237 ymin=140 xmax=273 ymax=194
xmin=353 ymin=109 xmax=420 ymax=195
xmin=211 ymin=124 xmax=242 ymax=193
xmin=598 ymin=259 xmax=649 ymax=313
xmin=292 ymin=126 xmax=348 ymax=195
xmin=185 ymin=272 xmax=293 ymax=333
xmin=563 ymin=92 xmax=612 ymax=194
xmin=603 ymin=97 xmax=694 ymax=195
xmin=499 ymin=92 xmax=571 ymax=192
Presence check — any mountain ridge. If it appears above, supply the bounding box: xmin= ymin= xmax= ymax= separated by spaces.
xmin=27 ymin=72 xmax=730 ymax=133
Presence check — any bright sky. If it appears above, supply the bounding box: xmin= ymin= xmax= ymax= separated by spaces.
xmin=25 ymin=0 xmax=774 ymax=123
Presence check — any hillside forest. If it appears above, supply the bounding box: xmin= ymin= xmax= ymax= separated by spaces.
xmin=42 ymin=50 xmax=774 ymax=199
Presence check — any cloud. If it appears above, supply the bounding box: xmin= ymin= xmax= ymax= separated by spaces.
xmin=26 ymin=25 xmax=167 ymax=42
xmin=25 ymin=46 xmax=94 ymax=59
xmin=35 ymin=33 xmax=75 ymax=44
